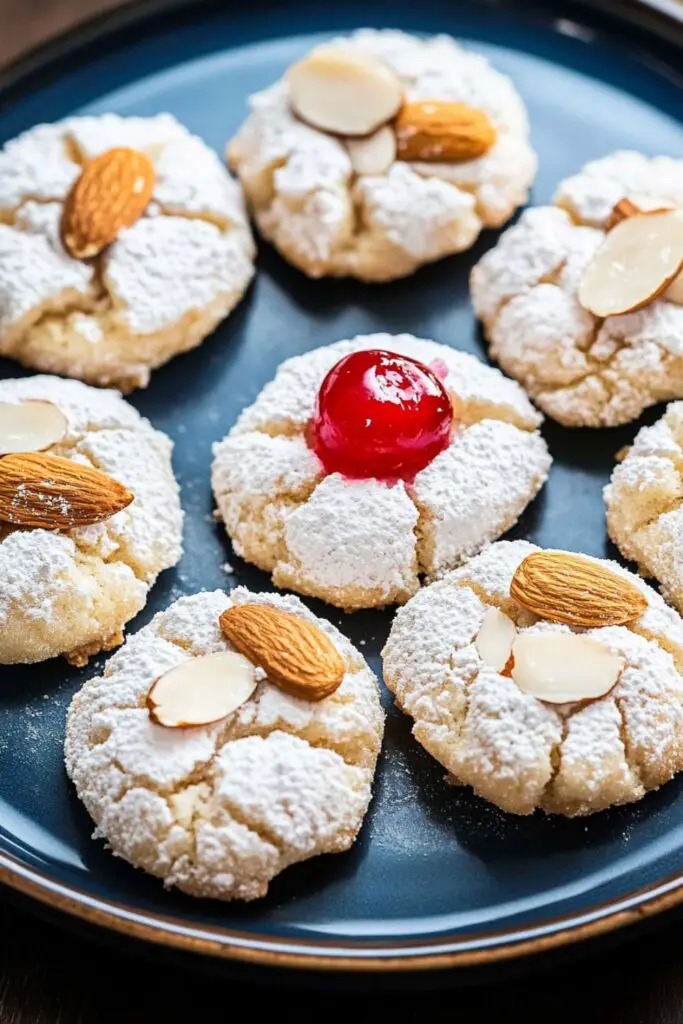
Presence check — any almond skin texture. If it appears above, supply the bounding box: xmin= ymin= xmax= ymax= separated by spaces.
xmin=61 ymin=147 xmax=156 ymax=259
xmin=395 ymin=101 xmax=496 ymax=163
xmin=0 ymin=452 xmax=134 ymax=529
xmin=605 ymin=197 xmax=642 ymax=231
xmin=219 ymin=604 xmax=345 ymax=701
xmin=510 ymin=551 xmax=647 ymax=628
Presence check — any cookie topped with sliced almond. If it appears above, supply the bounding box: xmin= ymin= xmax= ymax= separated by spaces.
xmin=66 ymin=587 xmax=383 ymax=902
xmin=0 ymin=113 xmax=255 ymax=391
xmin=383 ymin=540 xmax=683 ymax=817
xmin=0 ymin=374 xmax=183 ymax=666
xmin=471 ymin=150 xmax=683 ymax=428
xmin=228 ymin=28 xmax=536 ymax=282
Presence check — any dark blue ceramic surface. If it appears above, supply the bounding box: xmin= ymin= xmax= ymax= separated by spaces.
xmin=2 ymin=0 xmax=683 ymax=972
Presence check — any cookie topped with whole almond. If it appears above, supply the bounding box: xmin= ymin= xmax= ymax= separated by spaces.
xmin=0 ymin=113 xmax=255 ymax=390
xmin=211 ymin=333 xmax=551 ymax=610
xmin=471 ymin=150 xmax=683 ymax=427
xmin=383 ymin=540 xmax=683 ymax=817
xmin=227 ymin=29 xmax=536 ymax=282
xmin=65 ymin=588 xmax=384 ymax=901
xmin=0 ymin=375 xmax=183 ymax=665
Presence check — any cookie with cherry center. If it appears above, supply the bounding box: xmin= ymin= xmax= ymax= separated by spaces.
xmin=211 ymin=333 xmax=551 ymax=610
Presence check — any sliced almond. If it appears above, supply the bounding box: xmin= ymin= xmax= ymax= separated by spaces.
xmin=579 ymin=208 xmax=683 ymax=317
xmin=219 ymin=603 xmax=345 ymax=701
xmin=288 ymin=46 xmax=403 ymax=137
xmin=0 ymin=401 xmax=68 ymax=456
xmin=664 ymin=271 xmax=683 ymax=305
xmin=61 ymin=146 xmax=156 ymax=259
xmin=475 ymin=607 xmax=517 ymax=671
xmin=395 ymin=100 xmax=496 ymax=163
xmin=346 ymin=125 xmax=396 ymax=176
xmin=147 ymin=652 xmax=256 ymax=728
xmin=510 ymin=551 xmax=647 ymax=628
xmin=511 ymin=632 xmax=622 ymax=704
xmin=0 ymin=452 xmax=133 ymax=529
xmin=605 ymin=194 xmax=675 ymax=231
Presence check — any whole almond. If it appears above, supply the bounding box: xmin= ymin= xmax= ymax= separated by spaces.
xmin=510 ymin=551 xmax=647 ymax=628
xmin=219 ymin=604 xmax=345 ymax=701
xmin=0 ymin=452 xmax=134 ymax=529
xmin=61 ymin=147 xmax=156 ymax=259
xmin=395 ymin=101 xmax=496 ymax=163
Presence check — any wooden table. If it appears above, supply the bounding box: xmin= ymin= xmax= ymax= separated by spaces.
xmin=1 ymin=3 xmax=683 ymax=1020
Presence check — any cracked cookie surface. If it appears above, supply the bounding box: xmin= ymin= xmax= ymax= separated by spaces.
xmin=0 ymin=113 xmax=255 ymax=390
xmin=606 ymin=402 xmax=683 ymax=616
xmin=211 ymin=333 xmax=551 ymax=611
xmin=65 ymin=588 xmax=384 ymax=901
xmin=228 ymin=29 xmax=536 ymax=282
xmin=470 ymin=151 xmax=683 ymax=427
xmin=382 ymin=540 xmax=683 ymax=816
xmin=0 ymin=375 xmax=183 ymax=664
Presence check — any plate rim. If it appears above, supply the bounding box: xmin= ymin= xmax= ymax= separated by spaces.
xmin=3 ymin=0 xmax=683 ymax=974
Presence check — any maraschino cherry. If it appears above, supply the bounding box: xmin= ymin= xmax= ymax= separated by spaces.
xmin=310 ymin=349 xmax=454 ymax=481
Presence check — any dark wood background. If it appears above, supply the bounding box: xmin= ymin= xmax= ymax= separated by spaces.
xmin=1 ymin=2 xmax=683 ymax=1020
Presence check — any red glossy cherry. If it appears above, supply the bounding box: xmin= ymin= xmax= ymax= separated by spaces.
xmin=310 ymin=349 xmax=454 ymax=481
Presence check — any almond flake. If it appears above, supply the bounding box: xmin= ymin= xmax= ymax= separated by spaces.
xmin=147 ymin=652 xmax=257 ymax=728
xmin=475 ymin=607 xmax=517 ymax=671
xmin=288 ymin=46 xmax=403 ymax=137
xmin=665 ymin=271 xmax=683 ymax=305
xmin=0 ymin=401 xmax=67 ymax=456
xmin=511 ymin=632 xmax=622 ymax=704
xmin=579 ymin=208 xmax=683 ymax=317
xmin=346 ymin=126 xmax=396 ymax=175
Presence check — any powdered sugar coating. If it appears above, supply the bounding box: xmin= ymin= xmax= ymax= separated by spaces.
xmin=0 ymin=114 xmax=255 ymax=390
xmin=471 ymin=151 xmax=683 ymax=427
xmin=228 ymin=29 xmax=536 ymax=282
xmin=0 ymin=375 xmax=183 ymax=664
xmin=383 ymin=539 xmax=683 ymax=816
xmin=606 ymin=402 xmax=683 ymax=619
xmin=65 ymin=588 xmax=383 ymax=900
xmin=212 ymin=333 xmax=550 ymax=610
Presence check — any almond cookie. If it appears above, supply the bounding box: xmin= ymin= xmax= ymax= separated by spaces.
xmin=228 ymin=29 xmax=536 ymax=282
xmin=606 ymin=401 xmax=683 ymax=615
xmin=471 ymin=151 xmax=683 ymax=427
xmin=212 ymin=333 xmax=551 ymax=610
xmin=0 ymin=113 xmax=255 ymax=390
xmin=0 ymin=375 xmax=182 ymax=664
xmin=65 ymin=588 xmax=383 ymax=901
xmin=383 ymin=540 xmax=683 ymax=816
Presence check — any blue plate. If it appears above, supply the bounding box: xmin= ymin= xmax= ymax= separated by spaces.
xmin=2 ymin=0 xmax=683 ymax=977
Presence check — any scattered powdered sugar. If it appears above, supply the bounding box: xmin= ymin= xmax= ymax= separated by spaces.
xmin=228 ymin=28 xmax=536 ymax=281
xmin=0 ymin=113 xmax=255 ymax=389
xmin=471 ymin=151 xmax=683 ymax=426
xmin=0 ymin=375 xmax=183 ymax=664
xmin=212 ymin=334 xmax=550 ymax=610
xmin=65 ymin=588 xmax=383 ymax=900
xmin=383 ymin=540 xmax=683 ymax=816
